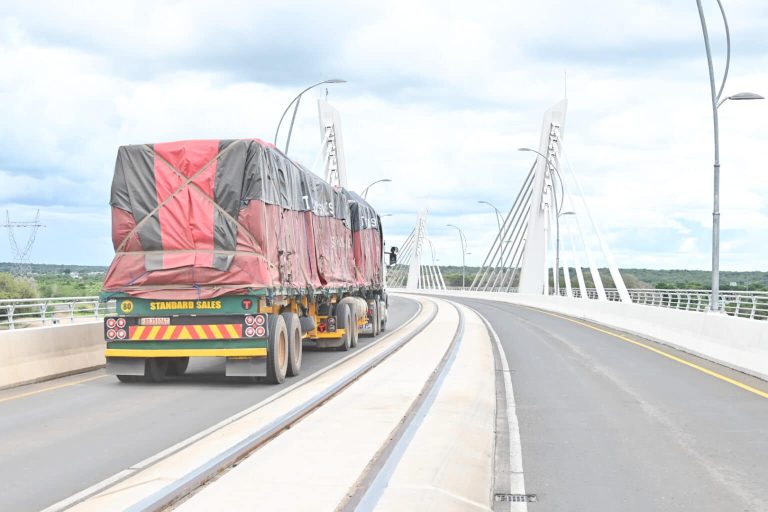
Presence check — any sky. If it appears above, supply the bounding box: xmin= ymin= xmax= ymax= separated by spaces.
xmin=0 ymin=0 xmax=767 ymax=270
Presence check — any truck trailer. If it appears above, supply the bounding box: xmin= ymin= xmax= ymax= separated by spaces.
xmin=100 ymin=138 xmax=387 ymax=384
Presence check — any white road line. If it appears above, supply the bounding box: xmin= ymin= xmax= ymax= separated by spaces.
xmin=476 ymin=309 xmax=528 ymax=512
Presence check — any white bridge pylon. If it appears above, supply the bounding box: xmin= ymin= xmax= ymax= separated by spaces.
xmin=387 ymin=211 xmax=446 ymax=290
xmin=470 ymin=99 xmax=630 ymax=302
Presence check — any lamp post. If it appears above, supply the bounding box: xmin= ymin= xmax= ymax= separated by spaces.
xmin=274 ymin=79 xmax=346 ymax=155
xmin=361 ymin=178 xmax=392 ymax=199
xmin=446 ymin=224 xmax=467 ymax=289
xmin=518 ymin=147 xmax=567 ymax=295
xmin=695 ymin=0 xmax=763 ymax=311
xmin=477 ymin=200 xmax=504 ymax=234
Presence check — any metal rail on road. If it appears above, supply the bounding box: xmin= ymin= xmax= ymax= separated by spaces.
xmin=114 ymin=299 xmax=439 ymax=512
xmin=0 ymin=296 xmax=115 ymax=330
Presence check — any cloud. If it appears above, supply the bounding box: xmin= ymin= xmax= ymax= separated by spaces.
xmin=0 ymin=0 xmax=767 ymax=271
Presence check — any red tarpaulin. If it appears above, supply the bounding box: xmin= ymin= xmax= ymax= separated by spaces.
xmin=103 ymin=139 xmax=382 ymax=299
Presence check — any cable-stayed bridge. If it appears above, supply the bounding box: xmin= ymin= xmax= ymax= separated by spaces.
xmin=1 ymin=99 xmax=766 ymax=512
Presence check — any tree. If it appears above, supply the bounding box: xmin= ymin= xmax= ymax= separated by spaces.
xmin=0 ymin=273 xmax=38 ymax=299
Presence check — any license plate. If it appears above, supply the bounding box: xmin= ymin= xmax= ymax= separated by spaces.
xmin=139 ymin=317 xmax=171 ymax=326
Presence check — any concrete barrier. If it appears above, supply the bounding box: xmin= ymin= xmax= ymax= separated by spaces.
xmin=0 ymin=322 xmax=104 ymax=389
xmin=407 ymin=290 xmax=768 ymax=382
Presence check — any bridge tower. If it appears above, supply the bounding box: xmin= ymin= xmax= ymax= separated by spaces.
xmin=317 ymin=99 xmax=348 ymax=188
xmin=471 ymin=99 xmax=630 ymax=301
xmin=518 ymin=99 xmax=567 ymax=295
xmin=386 ymin=211 xmax=446 ymax=290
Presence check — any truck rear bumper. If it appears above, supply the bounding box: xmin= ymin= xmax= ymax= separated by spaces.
xmin=105 ymin=348 xmax=267 ymax=357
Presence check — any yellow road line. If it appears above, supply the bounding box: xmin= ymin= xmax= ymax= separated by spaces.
xmin=532 ymin=308 xmax=768 ymax=399
xmin=0 ymin=374 xmax=106 ymax=405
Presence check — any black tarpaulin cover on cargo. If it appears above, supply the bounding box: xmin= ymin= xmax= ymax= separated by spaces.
xmin=103 ymin=138 xmax=382 ymax=299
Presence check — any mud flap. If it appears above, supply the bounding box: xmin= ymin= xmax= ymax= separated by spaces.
xmin=106 ymin=357 xmax=145 ymax=376
xmin=226 ymin=356 xmax=268 ymax=377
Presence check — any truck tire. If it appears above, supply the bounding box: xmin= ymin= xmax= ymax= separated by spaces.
xmin=167 ymin=357 xmax=189 ymax=377
xmin=336 ymin=302 xmax=352 ymax=351
xmin=145 ymin=358 xmax=168 ymax=382
xmin=350 ymin=309 xmax=360 ymax=348
xmin=380 ymin=299 xmax=387 ymax=332
xmin=373 ymin=298 xmax=381 ymax=337
xmin=266 ymin=314 xmax=289 ymax=384
xmin=281 ymin=312 xmax=302 ymax=377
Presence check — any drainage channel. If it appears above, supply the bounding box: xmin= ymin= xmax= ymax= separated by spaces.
xmin=341 ymin=300 xmax=467 ymax=511
xmin=121 ymin=298 xmax=441 ymax=512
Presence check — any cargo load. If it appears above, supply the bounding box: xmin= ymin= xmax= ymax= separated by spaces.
xmin=103 ymin=138 xmax=383 ymax=299
xmin=101 ymin=138 xmax=388 ymax=384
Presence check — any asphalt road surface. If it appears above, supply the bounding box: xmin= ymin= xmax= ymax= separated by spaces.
xmin=0 ymin=296 xmax=419 ymax=512
xmin=454 ymin=297 xmax=768 ymax=512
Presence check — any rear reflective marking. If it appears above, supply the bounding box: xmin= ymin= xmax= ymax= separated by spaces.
xmin=127 ymin=324 xmax=243 ymax=340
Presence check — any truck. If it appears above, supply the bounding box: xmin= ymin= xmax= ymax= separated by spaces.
xmin=100 ymin=138 xmax=388 ymax=384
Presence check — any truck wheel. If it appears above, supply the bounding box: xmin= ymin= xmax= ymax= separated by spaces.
xmin=350 ymin=310 xmax=360 ymax=348
xmin=281 ymin=312 xmax=302 ymax=377
xmin=167 ymin=357 xmax=189 ymax=377
xmin=380 ymin=300 xmax=387 ymax=332
xmin=266 ymin=315 xmax=289 ymax=384
xmin=145 ymin=358 xmax=168 ymax=382
xmin=336 ymin=302 xmax=352 ymax=351
xmin=372 ymin=299 xmax=381 ymax=337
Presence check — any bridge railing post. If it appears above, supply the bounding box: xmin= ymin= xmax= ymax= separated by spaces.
xmin=7 ymin=305 xmax=15 ymax=330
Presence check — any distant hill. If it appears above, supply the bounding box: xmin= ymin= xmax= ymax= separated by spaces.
xmin=436 ymin=266 xmax=768 ymax=290
xmin=3 ymin=262 xmax=766 ymax=291
xmin=0 ymin=263 xmax=108 ymax=275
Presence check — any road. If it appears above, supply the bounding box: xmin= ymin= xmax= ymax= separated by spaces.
xmin=0 ymin=296 xmax=419 ymax=512
xmin=454 ymin=297 xmax=768 ymax=512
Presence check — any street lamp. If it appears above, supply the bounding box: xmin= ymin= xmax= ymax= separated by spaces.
xmin=518 ymin=147 xmax=567 ymax=294
xmin=695 ymin=0 xmax=763 ymax=311
xmin=717 ymin=92 xmax=764 ymax=108
xmin=274 ymin=79 xmax=346 ymax=155
xmin=477 ymin=200 xmax=504 ymax=234
xmin=361 ymin=178 xmax=392 ymax=199
xmin=446 ymin=224 xmax=467 ymax=289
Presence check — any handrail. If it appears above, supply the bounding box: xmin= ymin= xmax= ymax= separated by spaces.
xmin=428 ymin=286 xmax=768 ymax=322
xmin=555 ymin=287 xmax=768 ymax=320
xmin=0 ymin=296 xmax=116 ymax=330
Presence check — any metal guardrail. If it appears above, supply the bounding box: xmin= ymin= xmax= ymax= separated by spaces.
xmin=0 ymin=296 xmax=116 ymax=330
xmin=441 ymin=286 xmax=768 ymax=321
xmin=559 ymin=288 xmax=768 ymax=320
